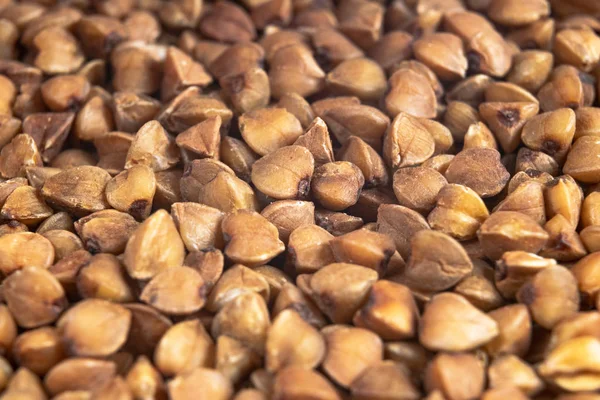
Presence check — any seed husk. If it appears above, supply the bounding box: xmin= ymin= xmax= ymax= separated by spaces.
xmin=338 ymin=136 xmax=388 ymax=188
xmin=445 ymin=148 xmax=510 ymax=198
xmin=44 ymin=358 xmax=116 ymax=396
xmin=321 ymin=104 xmax=390 ymax=152
xmin=326 ymin=58 xmax=387 ymax=102
xmin=286 ymin=224 xmax=335 ymax=275
xmin=271 ymin=366 xmax=340 ymax=400
xmin=140 ymin=266 xmax=207 ymax=315
xmin=311 ymin=161 xmax=364 ymax=211
xmin=383 ymin=112 xmax=435 ymax=169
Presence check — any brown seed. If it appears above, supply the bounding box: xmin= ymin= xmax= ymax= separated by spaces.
xmin=507 ymin=170 xmax=554 ymax=194
xmin=57 ymin=299 xmax=130 ymax=357
xmin=252 ymin=145 xmax=314 ymax=200
xmin=124 ymin=120 xmax=179 ymax=172
xmin=4 ymin=266 xmax=67 ymax=328
xmin=251 ymin=0 xmax=292 ymax=32
xmin=538 ymin=65 xmax=585 ymax=112
xmin=41 ymin=166 xmax=111 ymax=217
xmin=392 ymin=166 xmax=446 ymax=214
xmin=220 ymin=67 xmax=270 ymax=115
xmin=221 ymin=210 xmax=285 ymax=267
xmin=377 ymin=204 xmax=430 ymax=260
xmin=140 ymin=266 xmax=207 ymax=315
xmin=385 ymin=67 xmax=438 ymax=119
xmin=269 ymin=43 xmax=325 ymax=99
xmin=545 ymin=175 xmax=584 ymax=228
xmin=51 ymin=149 xmax=97 ymax=169
xmin=1 ymin=185 xmax=53 ymax=226
xmin=315 ymin=209 xmax=364 ymax=237
xmin=123 ymin=209 xmax=185 ymax=280
xmin=310 ymin=28 xmax=364 ymax=71
xmin=443 ymin=101 xmax=480 ymax=141
xmin=0 ymin=134 xmax=42 ymax=179
xmin=154 ymin=319 xmax=214 ymax=377
xmin=479 ymin=101 xmax=539 ymax=153
xmin=564 ymin=136 xmax=600 ymax=183
xmin=266 ymin=309 xmax=325 ymax=372
xmin=254 ymin=266 xmax=290 ymax=302
xmin=0 ymin=305 xmax=16 ymax=357
xmin=540 ymin=214 xmax=587 ymax=261
xmin=216 ymin=335 xmax=261 ymax=386
xmin=4 ymin=368 xmax=46 ymax=400
xmin=311 ymin=96 xmax=361 ymax=118
xmin=199 ymin=1 xmax=255 ymax=43
xmin=338 ymin=136 xmax=388 ymax=188
xmin=420 ymin=292 xmax=498 ymax=352
xmin=261 ymin=200 xmax=315 ymax=244
xmin=400 ymin=230 xmax=473 ymax=293
xmin=444 ymin=11 xmax=513 ymax=77
xmin=220 ymin=136 xmax=258 ymax=182
xmin=353 ymin=280 xmax=418 ymax=340
xmin=73 ymin=96 xmax=114 ymax=142
xmin=158 ymin=88 xmax=233 ymax=134
xmin=329 ymin=229 xmax=395 ymax=276
xmin=493 ymin=181 xmax=546 ymax=225
xmin=181 ymin=159 xmax=258 ymax=213
xmin=40 ymin=74 xmax=90 ymax=112
xmin=337 ymin=0 xmax=383 ymax=49
xmin=538 ymin=336 xmax=600 ymax=392
xmin=445 ymin=148 xmax=509 ymax=198
xmin=287 ymin=224 xmax=335 ymax=274
xmin=413 ymin=33 xmax=467 ymax=81
xmin=367 ymin=31 xmax=413 ymax=73
xmin=521 ymin=108 xmax=576 ymax=162
xmin=211 ymin=291 xmax=270 ymax=355
xmin=12 ymin=327 xmax=65 ymax=376
xmin=44 ymin=358 xmax=116 ymax=396
xmin=425 ymin=353 xmax=484 ymax=400
xmin=321 ymin=325 xmax=383 ymax=387
xmin=571 ymin=253 xmax=600 ymax=306
xmin=162 ymin=46 xmax=212 ymax=102
xmin=208 ymin=42 xmax=264 ymax=80
xmin=495 ymin=250 xmax=556 ymax=300
xmin=575 ymin=107 xmax=600 ymax=140
xmin=126 ymin=356 xmax=167 ymax=400
xmin=311 ymin=161 xmax=364 ymax=211
xmin=580 ymin=225 xmax=600 ymax=253
xmin=111 ymin=92 xmax=161 ymax=134
xmin=276 ymin=93 xmax=315 ymax=130
xmin=507 ymin=50 xmax=554 ymax=93
xmin=309 ymin=263 xmax=377 ymax=323
xmin=463 ymin=121 xmax=498 ymax=150
xmin=171 ymin=202 xmax=224 ymax=252
xmin=488 ymin=0 xmax=549 ymax=25
xmin=351 ymin=360 xmax=420 ymax=399
xmin=347 ymin=187 xmax=396 ymax=223
xmin=326 ymin=58 xmax=387 ymax=101
xmin=486 ymin=303 xmax=532 ymax=359
xmin=76 ymin=253 xmax=134 ymax=302
xmin=105 ymin=165 xmax=156 ymax=220
xmin=554 ymin=28 xmax=600 ymax=72
xmin=74 ymin=210 xmax=139 ymax=255
xmin=184 ymin=249 xmax=224 ymax=291
xmin=42 ymin=230 xmax=83 ymax=262
xmin=239 ymin=108 xmax=303 ymax=156
xmin=168 ymin=368 xmax=232 ymax=400
xmin=110 ymin=42 xmax=163 ymax=95
xmin=0 ymin=232 xmax=54 ymax=276
xmin=321 ymin=104 xmax=390 ymax=151
xmin=488 ymin=354 xmax=544 ymax=395
xmin=517 ymin=265 xmax=579 ymax=329
xmin=446 ymin=74 xmax=493 ymax=107
xmin=454 ymin=260 xmax=505 ymax=311
xmin=478 ymin=211 xmax=549 ymax=260
xmin=93 ymin=132 xmax=133 ymax=175
xmin=206 ymin=264 xmax=270 ymax=312
xmin=272 ymin=366 xmax=340 ymax=400
xmin=383 ymin=112 xmax=435 ymax=169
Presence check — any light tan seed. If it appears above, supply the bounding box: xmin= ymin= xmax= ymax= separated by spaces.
xmin=154 ymin=320 xmax=214 ymax=377
xmin=140 ymin=266 xmax=207 ymax=315
xmin=261 ymin=200 xmax=315 ymax=243
xmin=171 ymin=202 xmax=224 ymax=252
xmin=425 ymin=353 xmax=485 ymax=400
xmin=383 ymin=112 xmax=435 ymax=169
xmin=123 ymin=209 xmax=185 ymax=280
xmin=287 ymin=225 xmax=335 ymax=275
xmin=0 ymin=232 xmax=54 ymax=276
xmin=419 ymin=292 xmax=499 ymax=352
xmin=309 ymin=263 xmax=377 ymax=324
xmin=125 ymin=120 xmax=180 ymax=172
xmin=57 ymin=299 xmax=130 ymax=357
xmin=105 ymin=165 xmax=156 ymax=220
